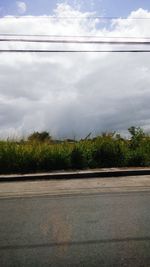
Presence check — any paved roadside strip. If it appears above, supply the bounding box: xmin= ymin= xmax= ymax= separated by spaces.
xmin=0 ymin=175 xmax=150 ymax=199
xmin=0 ymin=168 xmax=150 ymax=199
xmin=1 ymin=167 xmax=150 ymax=182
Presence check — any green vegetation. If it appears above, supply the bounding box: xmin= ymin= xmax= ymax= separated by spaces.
xmin=0 ymin=127 xmax=150 ymax=174
xmin=27 ymin=131 xmax=52 ymax=143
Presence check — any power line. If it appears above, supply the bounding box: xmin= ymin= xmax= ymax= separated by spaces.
xmin=1 ymin=38 xmax=150 ymax=45
xmin=1 ymin=34 xmax=150 ymax=41
xmin=1 ymin=33 xmax=148 ymax=38
xmin=1 ymin=16 xmax=150 ymax=20
xmin=1 ymin=49 xmax=150 ymax=53
xmin=1 ymin=33 xmax=150 ymax=40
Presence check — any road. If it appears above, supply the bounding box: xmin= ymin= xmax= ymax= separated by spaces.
xmin=0 ymin=176 xmax=150 ymax=266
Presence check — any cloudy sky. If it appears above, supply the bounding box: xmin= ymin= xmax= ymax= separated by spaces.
xmin=0 ymin=1 xmax=150 ymax=139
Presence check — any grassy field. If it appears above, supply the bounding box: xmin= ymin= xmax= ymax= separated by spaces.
xmin=0 ymin=127 xmax=150 ymax=174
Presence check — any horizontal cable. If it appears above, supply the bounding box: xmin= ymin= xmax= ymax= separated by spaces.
xmin=1 ymin=49 xmax=150 ymax=53
xmin=1 ymin=16 xmax=150 ymax=20
xmin=1 ymin=38 xmax=150 ymax=45
xmin=1 ymin=34 xmax=150 ymax=39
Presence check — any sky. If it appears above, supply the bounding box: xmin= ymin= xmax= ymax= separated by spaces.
xmin=1 ymin=0 xmax=150 ymax=16
xmin=0 ymin=1 xmax=150 ymax=138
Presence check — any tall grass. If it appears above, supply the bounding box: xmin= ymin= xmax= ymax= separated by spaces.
xmin=0 ymin=131 xmax=150 ymax=174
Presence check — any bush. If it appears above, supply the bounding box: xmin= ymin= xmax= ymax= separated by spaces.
xmin=127 ymin=148 xmax=150 ymax=167
xmin=92 ymin=138 xmax=128 ymax=167
xmin=28 ymin=131 xmax=52 ymax=143
xmin=71 ymin=146 xmax=86 ymax=169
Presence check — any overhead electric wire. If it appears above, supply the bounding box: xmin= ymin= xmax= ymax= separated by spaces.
xmin=1 ymin=16 xmax=150 ymax=20
xmin=1 ymin=38 xmax=150 ymax=45
xmin=1 ymin=49 xmax=150 ymax=53
xmin=1 ymin=33 xmax=150 ymax=39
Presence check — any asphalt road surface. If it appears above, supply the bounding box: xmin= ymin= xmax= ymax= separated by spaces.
xmin=0 ymin=178 xmax=150 ymax=266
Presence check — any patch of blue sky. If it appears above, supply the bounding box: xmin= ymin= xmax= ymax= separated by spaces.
xmin=75 ymin=0 xmax=150 ymax=16
xmin=1 ymin=0 xmax=150 ymax=17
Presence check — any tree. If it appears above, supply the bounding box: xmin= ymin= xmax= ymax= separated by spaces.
xmin=128 ymin=126 xmax=145 ymax=148
xmin=28 ymin=131 xmax=52 ymax=142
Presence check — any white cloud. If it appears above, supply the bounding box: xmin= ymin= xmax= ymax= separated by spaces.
xmin=0 ymin=4 xmax=150 ymax=138
xmin=16 ymin=1 xmax=27 ymax=14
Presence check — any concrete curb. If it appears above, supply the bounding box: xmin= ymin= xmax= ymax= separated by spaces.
xmin=0 ymin=168 xmax=150 ymax=182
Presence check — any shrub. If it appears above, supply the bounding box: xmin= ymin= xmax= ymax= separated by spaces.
xmin=128 ymin=149 xmax=149 ymax=167
xmin=92 ymin=139 xmax=127 ymax=167
xmin=71 ymin=146 xmax=86 ymax=169
xmin=28 ymin=131 xmax=52 ymax=143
